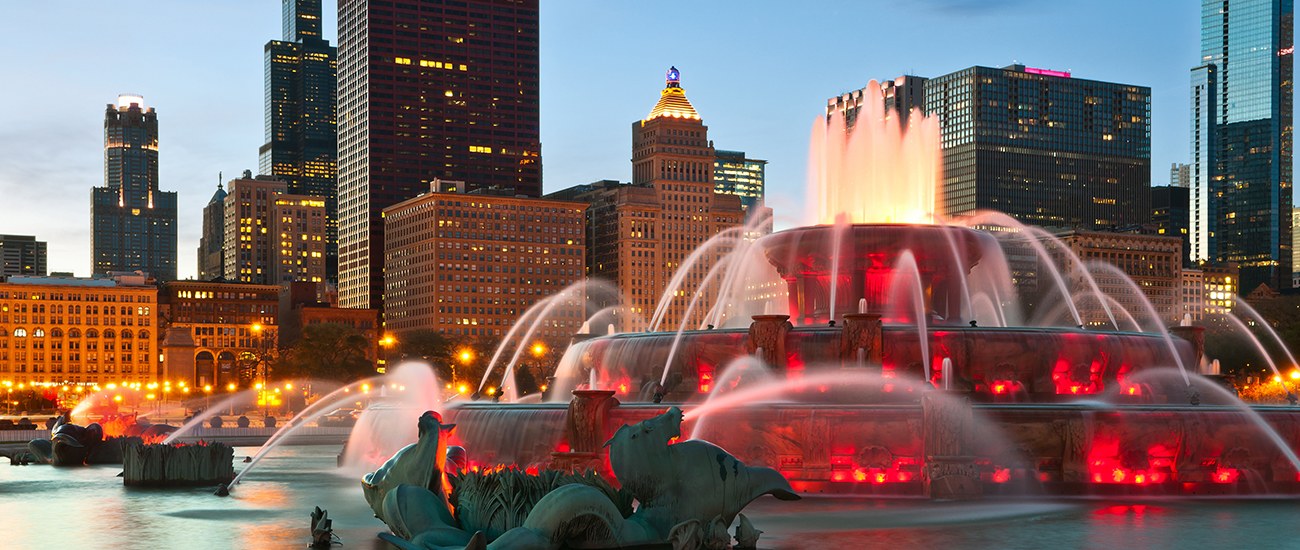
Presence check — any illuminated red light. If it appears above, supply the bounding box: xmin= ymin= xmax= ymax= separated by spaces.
xmin=992 ymin=383 xmax=1007 ymax=394
xmin=1214 ymin=469 xmax=1239 ymax=483
xmin=874 ymin=473 xmax=888 ymax=484
xmin=1112 ymin=468 xmax=1127 ymax=483
xmin=993 ymin=469 xmax=1011 ymax=483
xmin=883 ymin=384 xmax=894 ymax=392
xmin=853 ymin=470 xmax=867 ymax=482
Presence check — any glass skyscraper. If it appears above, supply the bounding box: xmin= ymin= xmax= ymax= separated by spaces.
xmin=925 ymin=65 xmax=1152 ymax=229
xmin=713 ymin=150 xmax=766 ymax=218
xmin=91 ymin=95 xmax=177 ymax=281
xmin=1190 ymin=0 xmax=1293 ymax=290
xmin=260 ymin=0 xmax=338 ymax=280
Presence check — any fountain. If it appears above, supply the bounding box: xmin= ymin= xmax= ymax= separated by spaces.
xmin=426 ymin=84 xmax=1300 ymax=509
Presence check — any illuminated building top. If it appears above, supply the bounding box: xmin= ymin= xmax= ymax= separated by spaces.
xmin=646 ymin=66 xmax=700 ymax=121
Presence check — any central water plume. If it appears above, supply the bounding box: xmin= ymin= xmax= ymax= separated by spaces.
xmin=809 ymin=82 xmax=940 ymax=225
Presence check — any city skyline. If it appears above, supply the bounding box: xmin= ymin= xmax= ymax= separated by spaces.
xmin=0 ymin=0 xmax=1227 ymax=279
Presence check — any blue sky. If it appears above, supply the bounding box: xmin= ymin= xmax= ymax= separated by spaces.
xmin=0 ymin=0 xmax=1209 ymax=278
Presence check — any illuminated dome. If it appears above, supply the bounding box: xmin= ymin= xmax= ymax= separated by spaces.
xmin=646 ymin=66 xmax=700 ymax=121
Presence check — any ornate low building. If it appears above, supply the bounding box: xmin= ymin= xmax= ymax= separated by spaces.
xmin=159 ymin=279 xmax=279 ymax=388
xmin=0 ymin=272 xmax=158 ymax=387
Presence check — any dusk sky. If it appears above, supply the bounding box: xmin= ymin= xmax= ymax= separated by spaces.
xmin=0 ymin=0 xmax=1218 ymax=279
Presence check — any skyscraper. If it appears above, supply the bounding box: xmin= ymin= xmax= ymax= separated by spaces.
xmin=925 ymin=65 xmax=1151 ymax=229
xmin=550 ymin=68 xmax=747 ymax=331
xmin=336 ymin=0 xmax=541 ymax=309
xmin=0 ymin=235 xmax=47 ymax=278
xmin=1170 ymin=162 xmax=1191 ymax=188
xmin=91 ymin=95 xmax=177 ymax=281
xmin=222 ymin=175 xmax=327 ymax=285
xmin=828 ymin=76 xmax=928 ymax=129
xmin=1152 ymin=185 xmax=1192 ymax=265
xmin=260 ymin=0 xmax=338 ymax=281
xmin=712 ymin=150 xmax=766 ymax=218
xmin=1189 ymin=0 xmax=1294 ymax=290
xmin=197 ymin=176 xmax=227 ymax=281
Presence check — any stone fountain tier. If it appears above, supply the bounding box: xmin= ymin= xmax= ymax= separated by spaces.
xmin=446 ymin=398 xmax=1300 ymax=499
xmin=761 ymin=224 xmax=997 ymax=325
xmin=556 ymin=323 xmax=1198 ymax=405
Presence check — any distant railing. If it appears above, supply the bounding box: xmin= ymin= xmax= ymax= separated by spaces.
xmin=0 ymin=426 xmax=351 ymax=443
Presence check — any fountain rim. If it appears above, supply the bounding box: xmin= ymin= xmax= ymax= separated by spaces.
xmin=576 ymin=324 xmax=1192 ymax=342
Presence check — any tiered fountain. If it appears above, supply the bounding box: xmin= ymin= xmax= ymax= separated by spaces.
xmin=437 ymin=81 xmax=1300 ymax=501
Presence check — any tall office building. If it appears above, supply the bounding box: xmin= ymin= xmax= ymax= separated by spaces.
xmin=1152 ymin=185 xmax=1192 ymax=265
xmin=551 ymin=68 xmax=747 ymax=331
xmin=0 ymin=235 xmax=47 ymax=278
xmin=260 ymin=0 xmax=339 ymax=281
xmin=223 ymin=175 xmax=327 ymax=285
xmin=712 ymin=150 xmax=766 ymax=218
xmin=1189 ymin=0 xmax=1294 ymax=290
xmin=827 ymin=75 xmax=928 ymax=129
xmin=91 ymin=95 xmax=177 ymax=282
xmin=1170 ymin=162 xmax=1191 ymax=188
xmin=336 ymin=0 xmax=541 ymax=309
xmin=197 ymin=177 xmax=227 ymax=281
xmin=925 ymin=65 xmax=1151 ymax=229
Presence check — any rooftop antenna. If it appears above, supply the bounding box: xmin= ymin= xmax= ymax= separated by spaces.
xmin=218 ymin=171 xmax=223 ymax=190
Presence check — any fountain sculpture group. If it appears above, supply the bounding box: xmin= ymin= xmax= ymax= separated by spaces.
xmin=363 ymin=409 xmax=798 ymax=550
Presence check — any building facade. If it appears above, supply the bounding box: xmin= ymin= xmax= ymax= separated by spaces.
xmin=0 ymin=235 xmax=47 ymax=278
xmin=0 ymin=273 xmax=159 ymax=387
xmin=260 ymin=0 xmax=339 ymax=281
xmin=1189 ymin=0 xmax=1294 ymax=290
xmin=197 ymin=179 xmax=227 ymax=281
xmin=828 ymin=75 xmax=928 ymax=129
xmin=91 ymin=95 xmax=177 ymax=281
xmin=1152 ymin=185 xmax=1192 ymax=265
xmin=712 ymin=150 xmax=766 ymax=219
xmin=1170 ymin=162 xmax=1191 ymax=188
xmin=159 ymin=280 xmax=279 ymax=388
xmin=336 ymin=0 xmax=542 ymax=309
xmin=1049 ymin=229 xmax=1184 ymax=326
xmin=383 ymin=183 xmax=586 ymax=339
xmin=925 ymin=65 xmax=1151 ymax=230
xmin=222 ymin=175 xmax=327 ymax=285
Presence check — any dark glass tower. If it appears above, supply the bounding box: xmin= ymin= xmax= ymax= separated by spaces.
xmin=260 ymin=0 xmax=338 ymax=281
xmin=91 ymin=95 xmax=178 ymax=281
xmin=1190 ymin=0 xmax=1294 ymax=291
xmin=926 ymin=65 xmax=1152 ymax=230
xmin=336 ymin=0 xmax=541 ymax=309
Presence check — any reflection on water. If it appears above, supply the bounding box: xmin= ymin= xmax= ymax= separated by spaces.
xmin=0 ymin=445 xmax=387 ymax=550
xmin=4 ymin=445 xmax=1300 ymax=550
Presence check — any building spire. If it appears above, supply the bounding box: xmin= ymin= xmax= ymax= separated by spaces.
xmin=646 ymin=66 xmax=699 ymax=121
xmin=218 ymin=171 xmax=223 ymax=190
xmin=666 ymin=66 xmax=681 ymax=89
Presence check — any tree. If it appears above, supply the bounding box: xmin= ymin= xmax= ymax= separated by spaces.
xmin=282 ymin=323 xmax=373 ymax=381
xmin=396 ymin=329 xmax=456 ymax=380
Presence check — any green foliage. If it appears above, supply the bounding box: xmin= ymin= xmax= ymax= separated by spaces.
xmin=397 ymin=329 xmax=456 ymax=380
xmin=281 ymin=323 xmax=373 ymax=381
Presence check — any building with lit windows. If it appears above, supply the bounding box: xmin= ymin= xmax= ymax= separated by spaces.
xmin=549 ymin=68 xmax=747 ymax=331
xmin=1181 ymin=266 xmax=1205 ymax=322
xmin=712 ymin=150 xmax=766 ymax=218
xmin=1203 ymin=263 xmax=1239 ymax=315
xmin=1189 ymin=0 xmax=1293 ymax=290
xmin=91 ymin=95 xmax=177 ymax=281
xmin=336 ymin=0 xmax=541 ymax=310
xmin=925 ymin=65 xmax=1151 ymax=230
xmin=260 ymin=0 xmax=339 ymax=281
xmin=1152 ymin=185 xmax=1191 ymax=265
xmin=222 ymin=175 xmax=327 ymax=285
xmin=0 ymin=272 xmax=159 ymax=387
xmin=0 ymin=235 xmax=47 ymax=278
xmin=279 ymin=281 xmax=379 ymax=364
xmin=158 ymin=280 xmax=279 ymax=388
xmin=383 ymin=182 xmax=586 ymax=339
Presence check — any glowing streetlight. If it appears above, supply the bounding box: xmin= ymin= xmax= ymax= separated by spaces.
xmin=1290 ymin=371 xmax=1299 ymax=380
xmin=227 ymin=383 xmax=236 ymax=391
xmin=458 ymin=385 xmax=468 ymax=393
xmin=531 ymin=343 xmax=546 ymax=357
